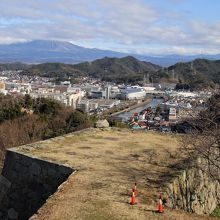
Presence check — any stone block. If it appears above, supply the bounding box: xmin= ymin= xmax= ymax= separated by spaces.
xmin=1 ymin=150 xmax=76 ymax=220
xmin=58 ymin=166 xmax=73 ymax=176
xmin=30 ymin=162 xmax=41 ymax=176
xmin=0 ymin=175 xmax=11 ymax=189
xmin=7 ymin=208 xmax=18 ymax=219
xmin=95 ymin=119 xmax=109 ymax=128
xmin=0 ymin=175 xmax=11 ymax=203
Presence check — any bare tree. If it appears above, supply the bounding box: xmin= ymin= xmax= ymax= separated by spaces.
xmin=181 ymin=93 xmax=220 ymax=182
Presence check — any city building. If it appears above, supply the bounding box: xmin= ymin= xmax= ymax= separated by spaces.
xmin=77 ymin=100 xmax=89 ymax=113
xmin=90 ymin=91 xmax=104 ymax=99
xmin=169 ymin=107 xmax=177 ymax=120
xmin=120 ymin=87 xmax=146 ymax=100
xmin=0 ymin=82 xmax=5 ymax=90
xmin=29 ymin=85 xmax=81 ymax=109
xmin=105 ymin=86 xmax=110 ymax=100
xmin=5 ymin=82 xmax=31 ymax=94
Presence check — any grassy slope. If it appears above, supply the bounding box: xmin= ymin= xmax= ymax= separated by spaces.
xmin=18 ymin=128 xmax=216 ymax=220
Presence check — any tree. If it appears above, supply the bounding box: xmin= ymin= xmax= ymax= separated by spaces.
xmin=181 ymin=93 xmax=220 ymax=182
xmin=0 ymin=94 xmax=92 ymax=164
xmin=66 ymin=110 xmax=91 ymax=131
xmin=34 ymin=98 xmax=62 ymax=115
xmin=24 ymin=94 xmax=33 ymax=108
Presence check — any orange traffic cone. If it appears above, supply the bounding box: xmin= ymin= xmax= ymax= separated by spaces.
xmin=133 ymin=182 xmax=137 ymax=196
xmin=130 ymin=189 xmax=136 ymax=205
xmin=158 ymin=195 xmax=164 ymax=213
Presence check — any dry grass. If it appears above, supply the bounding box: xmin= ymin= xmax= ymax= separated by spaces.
xmin=13 ymin=128 xmax=215 ymax=220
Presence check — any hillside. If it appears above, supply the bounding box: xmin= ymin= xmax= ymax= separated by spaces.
xmin=21 ymin=56 xmax=161 ymax=83
xmin=73 ymin=57 xmax=220 ymax=87
xmin=24 ymin=62 xmax=83 ymax=79
xmin=0 ymin=94 xmax=91 ymax=164
xmin=0 ymin=62 xmax=29 ymax=71
xmin=73 ymin=56 xmax=160 ymax=83
xmin=165 ymin=59 xmax=220 ymax=88
xmin=2 ymin=57 xmax=220 ymax=88
xmin=138 ymin=59 xmax=220 ymax=89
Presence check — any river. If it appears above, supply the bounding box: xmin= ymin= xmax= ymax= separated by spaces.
xmin=115 ymin=98 xmax=164 ymax=122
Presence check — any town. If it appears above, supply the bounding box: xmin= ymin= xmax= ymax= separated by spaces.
xmin=0 ymin=69 xmax=215 ymax=134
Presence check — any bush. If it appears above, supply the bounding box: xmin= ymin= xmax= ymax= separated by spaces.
xmin=66 ymin=110 xmax=92 ymax=132
xmin=0 ymin=95 xmax=93 ymax=163
xmin=34 ymin=98 xmax=62 ymax=115
xmin=108 ymin=118 xmax=129 ymax=128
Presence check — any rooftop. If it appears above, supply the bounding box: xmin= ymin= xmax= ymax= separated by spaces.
xmin=11 ymin=128 xmax=214 ymax=220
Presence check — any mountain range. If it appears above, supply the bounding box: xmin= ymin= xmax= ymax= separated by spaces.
xmin=16 ymin=56 xmax=219 ymax=88
xmin=0 ymin=40 xmax=220 ymax=66
xmin=19 ymin=56 xmax=160 ymax=84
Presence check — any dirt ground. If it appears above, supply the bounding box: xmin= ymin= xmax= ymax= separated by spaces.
xmin=14 ymin=128 xmax=215 ymax=220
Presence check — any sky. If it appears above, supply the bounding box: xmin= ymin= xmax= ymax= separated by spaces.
xmin=0 ymin=0 xmax=219 ymax=55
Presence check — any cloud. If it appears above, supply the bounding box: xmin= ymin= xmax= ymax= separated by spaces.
xmin=166 ymin=0 xmax=187 ymax=3
xmin=0 ymin=0 xmax=219 ymax=55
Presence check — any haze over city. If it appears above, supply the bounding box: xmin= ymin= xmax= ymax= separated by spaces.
xmin=0 ymin=0 xmax=220 ymax=55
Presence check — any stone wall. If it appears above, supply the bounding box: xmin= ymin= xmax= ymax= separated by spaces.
xmin=164 ymin=159 xmax=220 ymax=215
xmin=0 ymin=150 xmax=74 ymax=220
